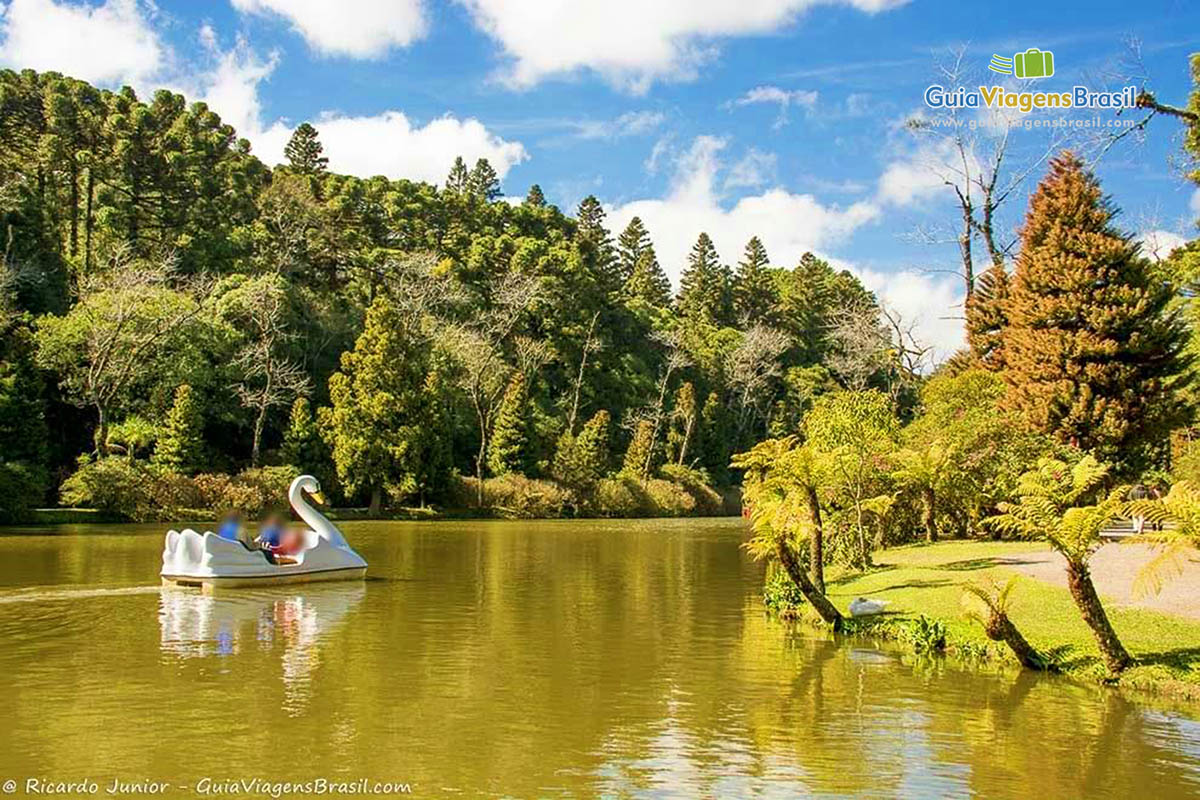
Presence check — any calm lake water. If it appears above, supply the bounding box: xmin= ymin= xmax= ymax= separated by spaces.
xmin=1 ymin=518 xmax=1199 ymax=799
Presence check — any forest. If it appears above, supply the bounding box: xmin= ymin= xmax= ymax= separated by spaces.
xmin=0 ymin=68 xmax=896 ymax=522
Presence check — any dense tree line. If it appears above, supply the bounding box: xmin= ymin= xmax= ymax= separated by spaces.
xmin=0 ymin=69 xmax=906 ymax=520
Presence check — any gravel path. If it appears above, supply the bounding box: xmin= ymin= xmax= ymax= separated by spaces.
xmin=1000 ymin=543 xmax=1200 ymax=620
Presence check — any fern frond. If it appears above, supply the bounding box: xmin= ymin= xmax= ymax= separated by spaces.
xmin=1131 ymin=539 xmax=1191 ymax=599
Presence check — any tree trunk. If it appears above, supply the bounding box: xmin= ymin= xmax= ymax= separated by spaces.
xmin=776 ymin=538 xmax=843 ymax=630
xmin=1065 ymin=559 xmax=1133 ymax=674
xmin=982 ymin=609 xmax=1048 ymax=671
xmin=369 ymin=485 xmax=382 ymax=518
xmin=854 ymin=500 xmax=872 ymax=569
xmin=94 ymin=403 xmax=109 ymax=456
xmin=922 ymin=486 xmax=937 ymax=543
xmin=806 ymin=485 xmax=825 ymax=593
xmin=251 ymin=405 xmax=266 ymax=468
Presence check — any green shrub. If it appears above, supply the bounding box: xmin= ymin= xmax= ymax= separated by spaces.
xmin=659 ymin=463 xmax=722 ymax=515
xmin=0 ymin=461 xmax=47 ymax=523
xmin=762 ymin=568 xmax=805 ymax=618
xmin=454 ymin=473 xmax=572 ymax=518
xmin=902 ymin=615 xmax=948 ymax=653
xmin=60 ymin=457 xmax=199 ymax=521
xmin=642 ymin=478 xmax=696 ymax=517
xmin=593 ymin=476 xmax=642 ymax=517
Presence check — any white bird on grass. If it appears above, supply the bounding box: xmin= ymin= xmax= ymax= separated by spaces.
xmin=849 ymin=597 xmax=890 ymax=617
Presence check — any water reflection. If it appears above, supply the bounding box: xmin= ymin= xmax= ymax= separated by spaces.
xmin=158 ymin=585 xmax=364 ymax=713
xmin=1 ymin=520 xmax=1199 ymax=798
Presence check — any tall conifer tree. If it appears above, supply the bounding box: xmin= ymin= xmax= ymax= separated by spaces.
xmin=284 ymin=122 xmax=328 ymax=174
xmin=733 ymin=236 xmax=777 ymax=325
xmin=1003 ymin=152 xmax=1189 ymax=468
xmin=677 ymin=232 xmax=733 ymax=325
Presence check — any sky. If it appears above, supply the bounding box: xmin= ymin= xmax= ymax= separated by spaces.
xmin=1 ymin=0 xmax=1197 ymax=360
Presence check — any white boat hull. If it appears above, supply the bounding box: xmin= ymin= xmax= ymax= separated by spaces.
xmin=161 ymin=566 xmax=367 ymax=592
xmin=161 ymin=527 xmax=367 ymax=593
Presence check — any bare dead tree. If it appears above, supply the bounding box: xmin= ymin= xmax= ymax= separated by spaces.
xmin=727 ymin=324 xmax=791 ymax=437
xmin=879 ymin=304 xmax=933 ymax=404
xmin=905 ymin=45 xmax=1060 ymax=297
xmin=826 ymin=302 xmax=891 ymax=391
xmin=1081 ymin=38 xmax=1198 ymax=168
xmin=626 ymin=331 xmax=691 ymax=479
xmin=566 ymin=310 xmax=602 ymax=435
xmin=230 ymin=277 xmax=312 ymax=467
xmin=442 ymin=271 xmax=544 ymax=504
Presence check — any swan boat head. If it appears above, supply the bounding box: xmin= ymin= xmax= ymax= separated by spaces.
xmin=288 ymin=474 xmax=348 ymax=549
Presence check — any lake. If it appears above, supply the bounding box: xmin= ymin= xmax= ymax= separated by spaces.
xmin=1 ymin=518 xmax=1198 ymax=798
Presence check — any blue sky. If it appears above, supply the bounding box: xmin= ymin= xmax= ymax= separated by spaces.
xmin=1 ymin=0 xmax=1197 ymax=355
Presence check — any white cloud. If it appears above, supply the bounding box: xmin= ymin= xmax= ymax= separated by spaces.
xmin=0 ymin=0 xmax=162 ymax=85
xmin=195 ymin=37 xmax=526 ymax=183
xmin=458 ymin=0 xmax=909 ymax=92
xmin=1191 ymin=188 xmax=1200 ymax=219
xmin=572 ymin=110 xmax=665 ymax=140
xmin=724 ymin=148 xmax=776 ymax=190
xmin=1137 ymin=229 xmax=1187 ymax=262
xmin=230 ymin=0 xmax=427 ymax=58
xmin=730 ymin=85 xmax=818 ymax=128
xmin=605 ymin=136 xmax=878 ymax=285
xmin=732 ymin=85 xmax=818 ymax=109
xmin=853 ymin=265 xmax=965 ymax=363
xmin=877 ymin=138 xmax=979 ymax=206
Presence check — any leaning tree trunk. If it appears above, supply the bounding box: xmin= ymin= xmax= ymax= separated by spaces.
xmin=1065 ymin=559 xmax=1133 ymax=674
xmin=806 ymin=485 xmax=825 ymax=593
xmin=922 ymin=486 xmax=937 ymax=543
xmin=368 ymin=485 xmax=382 ymax=518
xmin=981 ymin=608 xmax=1048 ymax=671
xmin=776 ymin=538 xmax=843 ymax=631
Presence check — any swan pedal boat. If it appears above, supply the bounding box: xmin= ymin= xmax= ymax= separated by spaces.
xmin=161 ymin=475 xmax=367 ymax=593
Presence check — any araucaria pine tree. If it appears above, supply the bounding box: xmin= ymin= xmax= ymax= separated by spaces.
xmin=1003 ymin=152 xmax=1189 ymax=469
xmin=677 ymin=232 xmax=733 ymax=326
xmin=576 ymin=195 xmax=618 ymax=290
xmin=154 ymin=384 xmax=204 ymax=474
xmin=284 ymin=123 xmax=328 ymax=174
xmin=524 ymin=184 xmax=546 ymax=207
xmin=626 ymin=245 xmax=672 ymax=310
xmin=733 ymin=236 xmax=776 ymax=325
xmin=281 ymin=397 xmax=323 ymax=469
xmin=616 ymin=217 xmax=651 ymax=287
xmin=965 ymin=261 xmax=1009 ymax=370
xmin=487 ymin=371 xmax=530 ymax=476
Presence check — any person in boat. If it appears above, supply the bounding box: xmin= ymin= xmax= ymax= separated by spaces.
xmin=274 ymin=523 xmax=307 ymax=558
xmin=256 ymin=514 xmax=285 ymax=550
xmin=216 ymin=511 xmax=243 ymax=542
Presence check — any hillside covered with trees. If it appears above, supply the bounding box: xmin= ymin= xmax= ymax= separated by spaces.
xmin=0 ymin=69 xmax=906 ymax=521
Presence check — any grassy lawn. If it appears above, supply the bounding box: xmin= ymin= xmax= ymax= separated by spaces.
xmin=822 ymin=540 xmax=1200 ymax=701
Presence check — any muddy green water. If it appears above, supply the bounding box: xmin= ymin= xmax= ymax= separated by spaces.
xmin=1 ymin=518 xmax=1198 ymax=799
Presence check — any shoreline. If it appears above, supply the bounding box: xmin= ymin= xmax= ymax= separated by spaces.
xmin=784 ymin=540 xmax=1200 ymax=706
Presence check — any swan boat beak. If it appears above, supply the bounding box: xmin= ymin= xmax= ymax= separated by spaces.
xmin=310 ymin=490 xmax=327 ymax=505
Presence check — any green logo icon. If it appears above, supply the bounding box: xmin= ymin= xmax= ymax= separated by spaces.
xmin=989 ymin=48 xmax=1055 ymax=78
